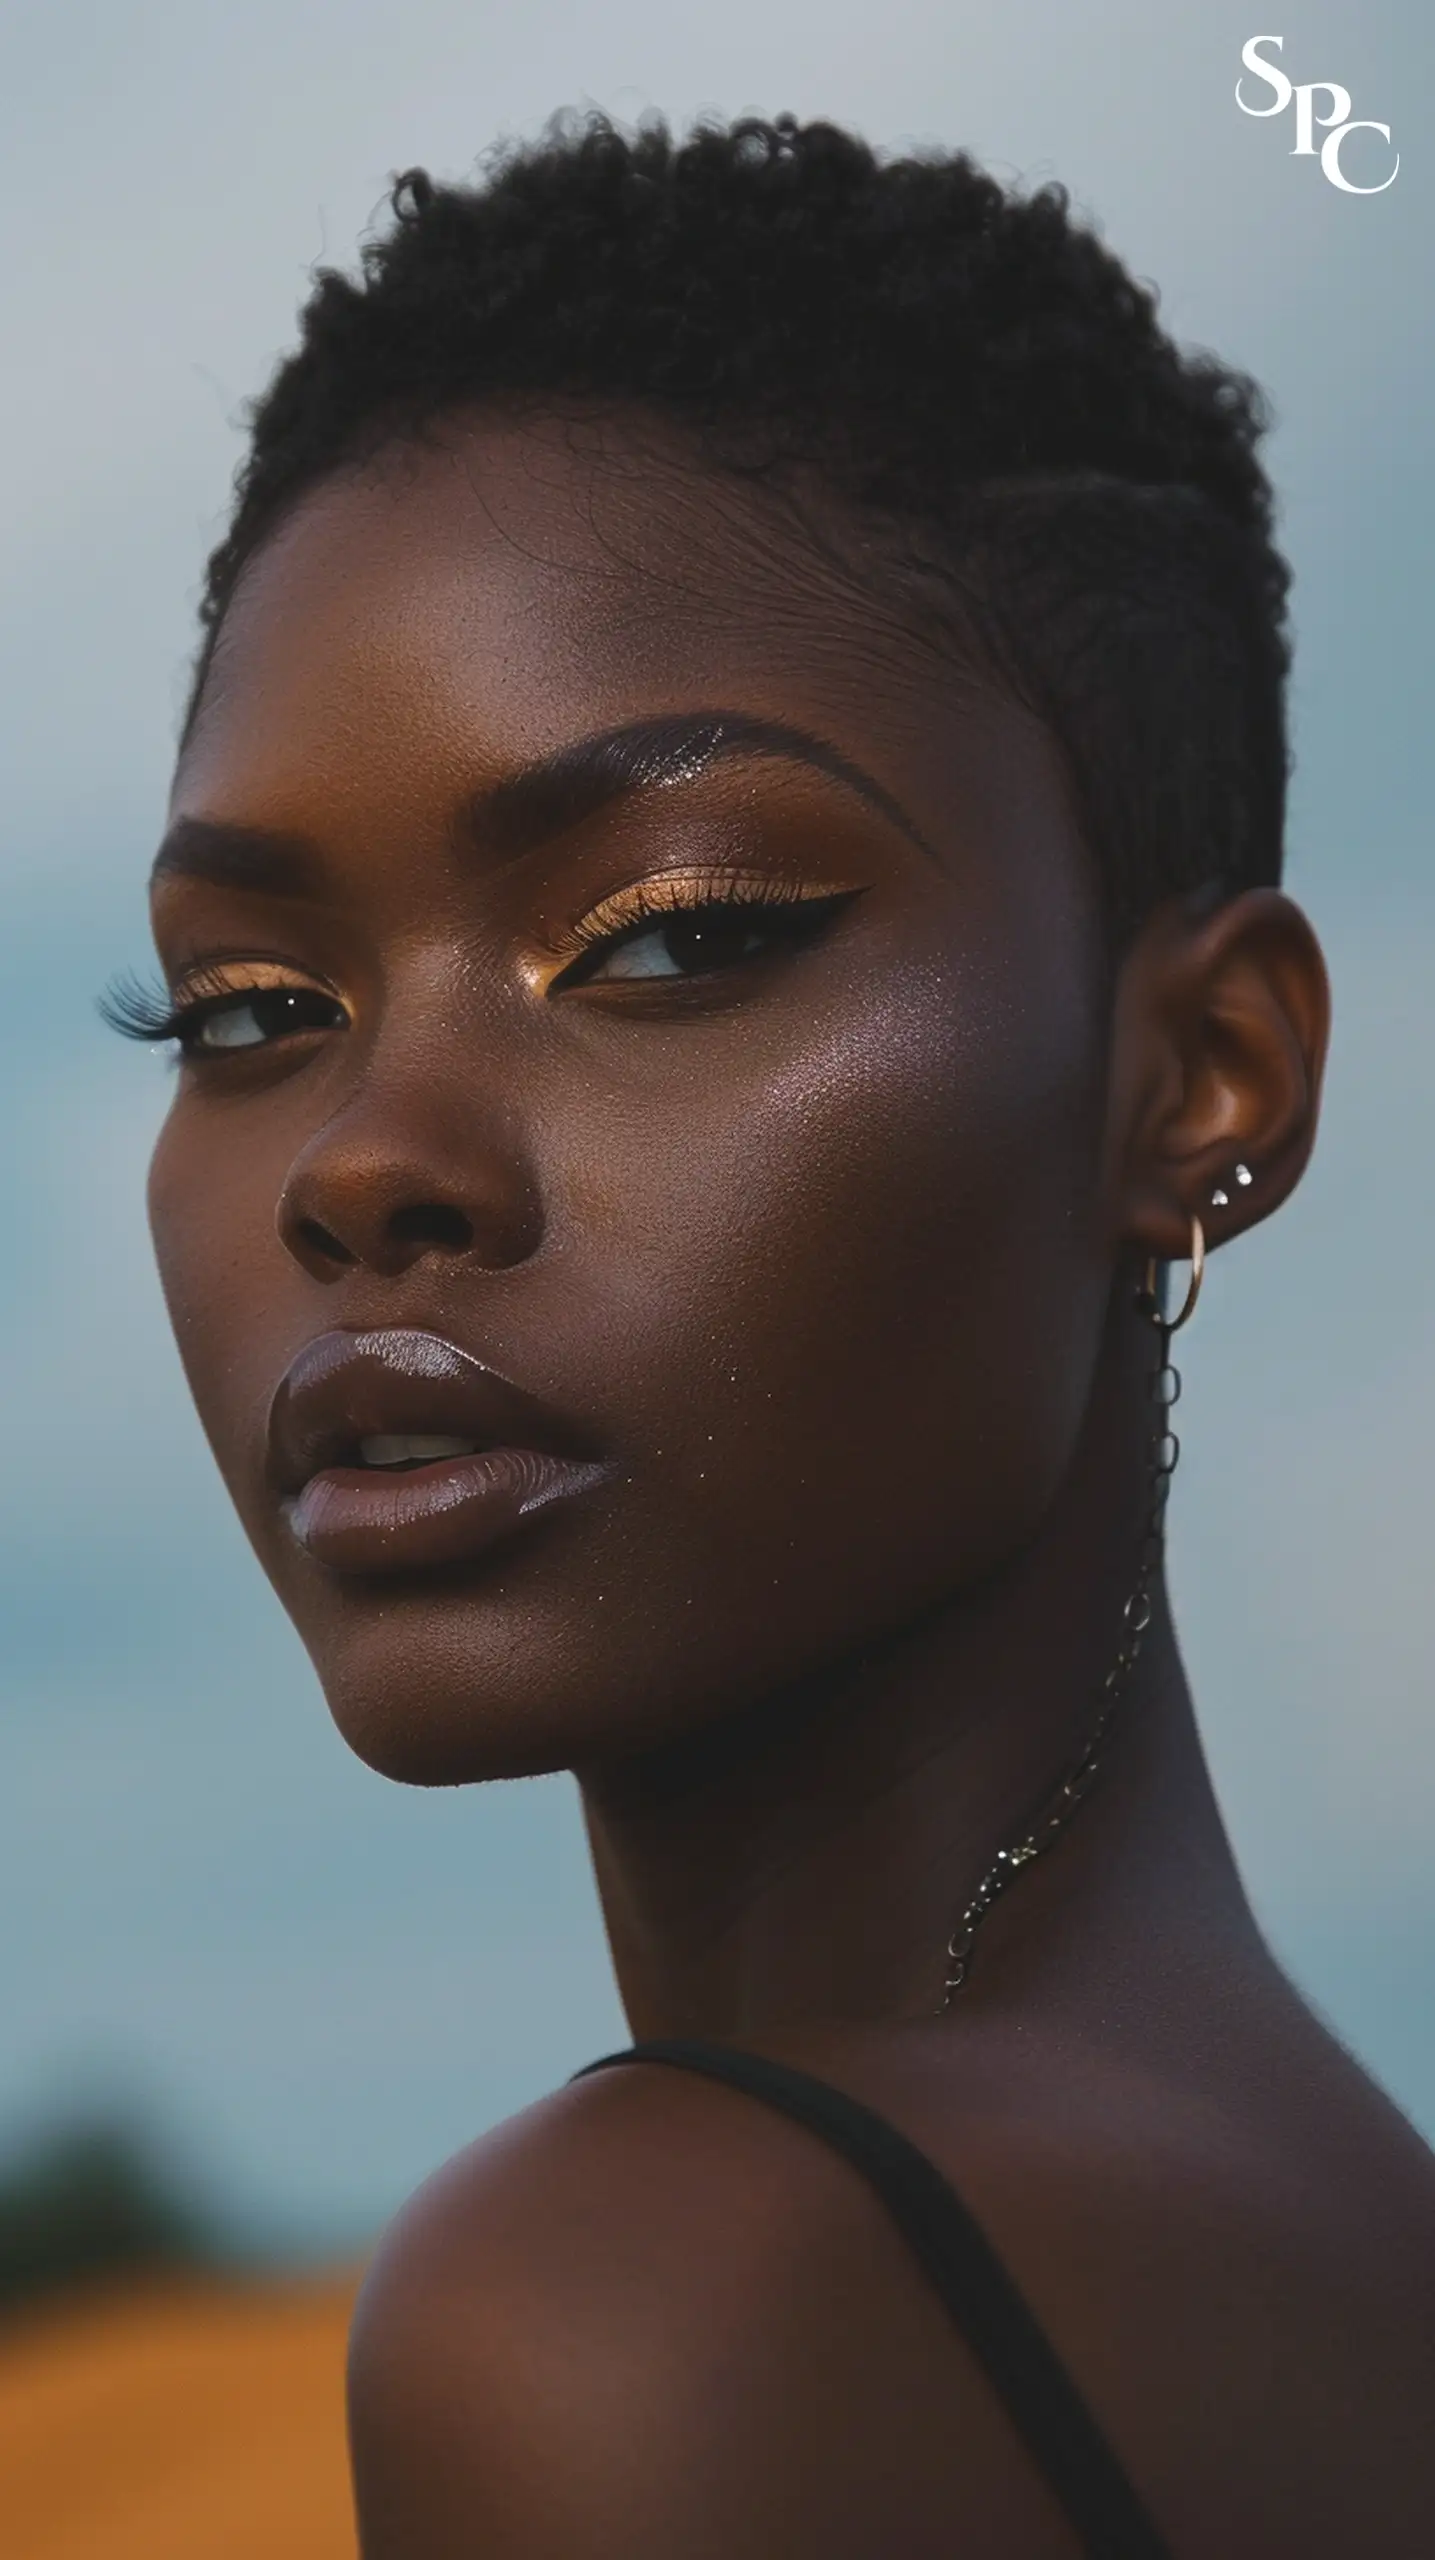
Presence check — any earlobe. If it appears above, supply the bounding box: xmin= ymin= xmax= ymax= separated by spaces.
xmin=1108 ymin=886 xmax=1331 ymax=1264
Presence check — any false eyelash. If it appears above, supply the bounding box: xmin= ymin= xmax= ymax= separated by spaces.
xmin=97 ymin=968 xmax=187 ymax=1043
xmin=97 ymin=959 xmax=253 ymax=1044
xmin=561 ymin=868 xmax=817 ymax=960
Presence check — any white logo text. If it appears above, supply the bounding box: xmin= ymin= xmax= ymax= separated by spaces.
xmin=1236 ymin=36 xmax=1399 ymax=192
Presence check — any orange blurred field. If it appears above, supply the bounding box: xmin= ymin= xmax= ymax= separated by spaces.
xmin=0 ymin=2272 xmax=362 ymax=2559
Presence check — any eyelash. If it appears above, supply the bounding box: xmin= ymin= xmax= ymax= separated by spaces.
xmin=99 ymin=872 xmax=852 ymax=1050
xmin=97 ymin=964 xmax=335 ymax=1048
xmin=550 ymin=868 xmax=846 ymax=983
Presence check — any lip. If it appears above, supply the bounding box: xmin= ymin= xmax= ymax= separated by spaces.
xmin=267 ymin=1327 xmax=609 ymax=1577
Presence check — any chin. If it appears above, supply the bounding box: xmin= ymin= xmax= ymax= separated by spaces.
xmin=290 ymin=1558 xmax=681 ymax=1787
xmin=334 ymin=1699 xmax=568 ymax=1789
xmin=305 ymin=1610 xmax=577 ymax=1788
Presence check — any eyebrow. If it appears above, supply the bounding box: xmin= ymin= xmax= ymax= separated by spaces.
xmin=149 ymin=819 xmax=328 ymax=897
xmin=149 ymin=709 xmax=937 ymax=892
xmin=465 ymin=712 xmax=939 ymax=865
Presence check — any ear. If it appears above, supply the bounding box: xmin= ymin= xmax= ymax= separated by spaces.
xmin=1105 ymin=888 xmax=1331 ymax=1261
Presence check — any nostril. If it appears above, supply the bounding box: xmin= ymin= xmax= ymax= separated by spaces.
xmin=388 ymin=1202 xmax=474 ymax=1254
xmin=294 ymin=1214 xmax=357 ymax=1268
xmin=278 ymin=1191 xmax=486 ymax=1278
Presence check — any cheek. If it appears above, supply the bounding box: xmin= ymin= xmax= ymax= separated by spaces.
xmin=147 ymin=1108 xmax=292 ymax=1506
xmin=584 ymin=943 xmax=1107 ymax=1637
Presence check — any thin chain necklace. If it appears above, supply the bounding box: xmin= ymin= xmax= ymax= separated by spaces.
xmin=938 ymin=1288 xmax=1182 ymax=2012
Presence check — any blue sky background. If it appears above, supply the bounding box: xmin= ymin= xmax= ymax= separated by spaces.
xmin=1 ymin=0 xmax=1431 ymax=2251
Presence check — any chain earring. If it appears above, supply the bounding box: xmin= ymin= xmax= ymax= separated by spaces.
xmin=937 ymin=1216 xmax=1201 ymax=2012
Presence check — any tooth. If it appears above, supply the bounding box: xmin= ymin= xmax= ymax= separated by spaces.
xmin=358 ymin=1434 xmax=480 ymax=1467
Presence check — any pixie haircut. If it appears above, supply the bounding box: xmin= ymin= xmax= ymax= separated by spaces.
xmin=185 ymin=113 xmax=1291 ymax=939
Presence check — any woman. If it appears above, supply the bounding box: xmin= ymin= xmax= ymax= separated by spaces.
xmin=109 ymin=115 xmax=1435 ymax=2554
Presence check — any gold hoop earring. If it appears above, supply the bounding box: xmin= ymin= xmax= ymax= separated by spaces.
xmin=1140 ymin=1213 xmax=1205 ymax=1333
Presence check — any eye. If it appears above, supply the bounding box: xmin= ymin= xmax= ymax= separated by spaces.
xmin=558 ymin=891 xmax=854 ymax=989
xmin=181 ymin=985 xmax=347 ymax=1054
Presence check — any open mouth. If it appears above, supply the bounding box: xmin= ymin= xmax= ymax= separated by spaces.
xmin=266 ymin=1329 xmax=609 ymax=1576
xmin=352 ymin=1434 xmax=486 ymax=1471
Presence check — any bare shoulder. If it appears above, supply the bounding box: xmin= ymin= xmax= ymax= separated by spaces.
xmin=347 ymin=2062 xmax=712 ymax=2557
xmin=346 ymin=2052 xmax=1067 ymax=2559
xmin=346 ymin=2026 xmax=1435 ymax=2558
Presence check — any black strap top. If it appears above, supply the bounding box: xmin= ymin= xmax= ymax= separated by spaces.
xmin=573 ymin=2037 xmax=1170 ymax=2559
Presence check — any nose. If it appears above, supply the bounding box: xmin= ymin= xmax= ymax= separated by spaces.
xmin=275 ymin=1083 xmax=544 ymax=1284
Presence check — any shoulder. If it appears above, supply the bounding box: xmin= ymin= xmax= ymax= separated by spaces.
xmin=349 ymin=2048 xmax=863 ymax=2358
xmin=346 ymin=2050 xmax=1056 ymax=2557
xmin=345 ymin=2056 xmax=842 ymax=2556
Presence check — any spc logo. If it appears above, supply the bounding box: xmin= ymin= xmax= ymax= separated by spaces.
xmin=1237 ymin=36 xmax=1399 ymax=193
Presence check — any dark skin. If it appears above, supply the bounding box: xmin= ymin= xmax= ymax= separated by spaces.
xmin=145 ymin=411 xmax=1435 ymax=2554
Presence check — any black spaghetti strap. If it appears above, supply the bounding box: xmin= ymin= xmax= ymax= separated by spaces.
xmin=574 ymin=2038 xmax=1170 ymax=2560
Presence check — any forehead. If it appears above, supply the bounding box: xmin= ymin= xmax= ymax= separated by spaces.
xmin=174 ymin=409 xmax=1081 ymax=896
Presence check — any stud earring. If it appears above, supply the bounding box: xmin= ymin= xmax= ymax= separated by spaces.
xmin=1210 ymin=1162 xmax=1253 ymax=1210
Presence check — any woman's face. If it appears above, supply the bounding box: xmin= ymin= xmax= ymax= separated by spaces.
xmin=148 ymin=412 xmax=1115 ymax=1783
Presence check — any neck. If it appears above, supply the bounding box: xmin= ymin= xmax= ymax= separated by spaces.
xmin=577 ymin=1304 xmax=1268 ymax=2058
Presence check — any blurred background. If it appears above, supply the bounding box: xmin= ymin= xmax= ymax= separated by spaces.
xmin=1 ymin=0 xmax=1429 ymax=2548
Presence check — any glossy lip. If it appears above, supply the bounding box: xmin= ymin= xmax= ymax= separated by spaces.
xmin=267 ymin=1327 xmax=609 ymax=1577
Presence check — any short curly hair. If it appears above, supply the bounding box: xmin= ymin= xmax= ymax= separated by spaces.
xmin=185 ymin=111 xmax=1291 ymax=937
